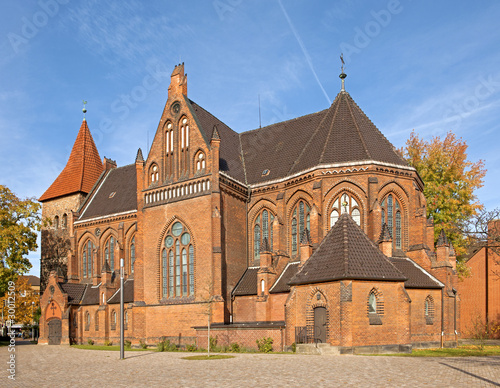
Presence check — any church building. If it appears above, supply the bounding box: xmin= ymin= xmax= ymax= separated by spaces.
xmin=38 ymin=64 xmax=459 ymax=353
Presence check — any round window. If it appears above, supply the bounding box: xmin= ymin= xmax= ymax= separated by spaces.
xmin=172 ymin=222 xmax=183 ymax=236
xmin=165 ymin=235 xmax=174 ymax=248
xmin=181 ymin=233 xmax=191 ymax=245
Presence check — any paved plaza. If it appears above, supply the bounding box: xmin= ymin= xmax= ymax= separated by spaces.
xmin=1 ymin=341 xmax=499 ymax=387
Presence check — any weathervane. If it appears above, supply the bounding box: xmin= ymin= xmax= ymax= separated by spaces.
xmin=339 ymin=53 xmax=347 ymax=91
xmin=82 ymin=100 xmax=87 ymax=119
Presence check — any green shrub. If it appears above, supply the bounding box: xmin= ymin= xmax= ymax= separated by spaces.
xmin=230 ymin=342 xmax=241 ymax=353
xmin=124 ymin=340 xmax=132 ymax=349
xmin=186 ymin=344 xmax=197 ymax=352
xmin=157 ymin=337 xmax=178 ymax=352
xmin=291 ymin=342 xmax=296 ymax=353
xmin=256 ymin=337 xmax=273 ymax=353
xmin=104 ymin=340 xmax=113 ymax=346
xmin=139 ymin=340 xmax=147 ymax=349
xmin=209 ymin=336 xmax=218 ymax=352
xmin=87 ymin=339 xmax=94 ymax=346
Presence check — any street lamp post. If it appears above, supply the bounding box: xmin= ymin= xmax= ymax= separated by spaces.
xmin=120 ymin=258 xmax=124 ymax=360
xmin=31 ymin=302 xmax=35 ymax=341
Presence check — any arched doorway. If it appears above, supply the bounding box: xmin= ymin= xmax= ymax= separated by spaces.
xmin=313 ymin=306 xmax=327 ymax=343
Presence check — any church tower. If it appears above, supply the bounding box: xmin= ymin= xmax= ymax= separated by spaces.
xmin=39 ymin=116 xmax=103 ymax=290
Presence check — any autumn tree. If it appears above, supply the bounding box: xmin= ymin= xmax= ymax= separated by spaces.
xmin=0 ymin=276 xmax=39 ymax=326
xmin=0 ymin=185 xmax=41 ymax=296
xmin=401 ymin=131 xmax=486 ymax=256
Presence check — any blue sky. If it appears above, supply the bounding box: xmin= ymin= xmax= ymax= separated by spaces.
xmin=1 ymin=0 xmax=500 ymax=277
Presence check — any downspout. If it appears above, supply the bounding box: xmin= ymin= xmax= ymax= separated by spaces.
xmin=453 ymin=288 xmax=457 ymax=344
xmin=485 ymin=245 xmax=489 ymax=329
xmin=441 ymin=288 xmax=444 ymax=348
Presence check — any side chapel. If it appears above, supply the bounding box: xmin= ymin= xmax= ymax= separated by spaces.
xmin=39 ymin=64 xmax=459 ymax=353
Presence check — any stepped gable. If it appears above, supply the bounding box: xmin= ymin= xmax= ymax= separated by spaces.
xmin=78 ymin=164 xmax=137 ymax=221
xmin=289 ymin=213 xmax=406 ymax=286
xmin=187 ymin=99 xmax=246 ymax=183
xmin=240 ymin=91 xmax=409 ymax=185
xmin=390 ymin=258 xmax=443 ymax=289
xmin=39 ymin=119 xmax=103 ymax=202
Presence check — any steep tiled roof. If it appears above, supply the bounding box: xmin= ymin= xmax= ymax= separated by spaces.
xmin=39 ymin=120 xmax=103 ymax=201
xmin=59 ymin=282 xmax=87 ymax=304
xmin=232 ymin=267 xmax=259 ymax=296
xmin=270 ymin=262 xmax=300 ymax=293
xmin=188 ymin=99 xmax=246 ymax=183
xmin=80 ymin=283 xmax=100 ymax=305
xmin=240 ymin=91 xmax=409 ymax=185
xmin=289 ymin=214 xmax=406 ymax=285
xmin=107 ymin=279 xmax=134 ymax=304
xmin=390 ymin=258 xmax=443 ymax=289
xmin=78 ymin=164 xmax=137 ymax=221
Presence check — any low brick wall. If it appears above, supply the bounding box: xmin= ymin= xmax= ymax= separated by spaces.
xmin=195 ymin=323 xmax=286 ymax=351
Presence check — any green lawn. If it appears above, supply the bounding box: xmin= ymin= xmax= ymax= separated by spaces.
xmin=71 ymin=345 xmax=151 ymax=351
xmin=387 ymin=345 xmax=500 ymax=357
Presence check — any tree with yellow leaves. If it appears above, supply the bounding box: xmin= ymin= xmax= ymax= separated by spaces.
xmin=401 ymin=131 xmax=486 ymax=257
xmin=0 ymin=276 xmax=39 ymax=327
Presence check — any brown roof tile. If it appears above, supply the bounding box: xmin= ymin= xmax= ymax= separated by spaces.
xmin=289 ymin=214 xmax=407 ymax=285
xmin=107 ymin=279 xmax=134 ymax=304
xmin=39 ymin=120 xmax=103 ymax=202
xmin=78 ymin=164 xmax=137 ymax=221
xmin=80 ymin=283 xmax=100 ymax=305
xmin=59 ymin=282 xmax=87 ymax=304
xmin=232 ymin=267 xmax=259 ymax=296
xmin=188 ymin=99 xmax=246 ymax=183
xmin=390 ymin=258 xmax=443 ymax=289
xmin=270 ymin=262 xmax=300 ymax=293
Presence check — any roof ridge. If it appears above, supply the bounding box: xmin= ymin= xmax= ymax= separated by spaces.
xmin=241 ymin=108 xmax=328 ymax=136
xmin=345 ymin=93 xmax=372 ymax=160
xmin=318 ymin=95 xmax=342 ymax=164
xmin=285 ymin=104 xmax=333 ymax=176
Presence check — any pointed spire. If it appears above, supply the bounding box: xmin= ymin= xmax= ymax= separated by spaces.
xmin=211 ymin=125 xmax=220 ymax=141
xmin=300 ymin=228 xmax=312 ymax=245
xmin=436 ymin=229 xmax=449 ymax=247
xmin=136 ymin=148 xmax=144 ymax=162
xmin=39 ymin=119 xmax=103 ymax=202
xmin=82 ymin=100 xmax=87 ymax=120
xmin=378 ymin=223 xmax=392 ymax=243
xmin=260 ymin=237 xmax=271 ymax=253
xmin=102 ymin=259 xmax=111 ymax=273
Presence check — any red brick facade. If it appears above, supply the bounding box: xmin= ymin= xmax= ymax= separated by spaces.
xmin=39 ymin=64 xmax=460 ymax=352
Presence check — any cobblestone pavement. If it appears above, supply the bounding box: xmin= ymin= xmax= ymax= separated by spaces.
xmin=1 ymin=342 xmax=499 ymax=387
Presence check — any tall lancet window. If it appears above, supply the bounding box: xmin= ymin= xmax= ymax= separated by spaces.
xmin=381 ymin=194 xmax=403 ymax=250
xmin=291 ymin=200 xmax=310 ymax=257
xmin=253 ymin=209 xmax=275 ymax=260
xmin=180 ymin=117 xmax=190 ymax=175
xmin=82 ymin=240 xmax=94 ymax=278
xmin=165 ymin=122 xmax=173 ymax=177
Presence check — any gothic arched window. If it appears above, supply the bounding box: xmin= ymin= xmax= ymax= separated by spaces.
xmin=253 ymin=209 xmax=275 ymax=260
xmin=330 ymin=192 xmax=362 ymax=227
xmin=195 ymin=151 xmax=206 ymax=172
xmin=180 ymin=117 xmax=190 ymax=175
xmin=291 ymin=200 xmax=311 ymax=257
xmin=130 ymin=236 xmax=135 ymax=274
xmin=62 ymin=214 xmax=67 ymax=229
xmin=104 ymin=236 xmax=115 ymax=271
xmin=82 ymin=240 xmax=94 ymax=278
xmin=150 ymin=164 xmax=159 ymax=184
xmin=161 ymin=221 xmax=194 ymax=298
xmin=54 ymin=216 xmax=59 ymax=230
xmin=425 ymin=295 xmax=435 ymax=325
xmin=381 ymin=194 xmax=403 ymax=250
xmin=165 ymin=122 xmax=174 ymax=177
